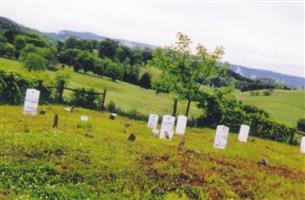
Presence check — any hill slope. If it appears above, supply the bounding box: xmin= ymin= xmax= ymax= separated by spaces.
xmin=231 ymin=64 xmax=305 ymax=88
xmin=0 ymin=105 xmax=304 ymax=199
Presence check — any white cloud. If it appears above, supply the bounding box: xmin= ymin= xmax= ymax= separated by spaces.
xmin=2 ymin=0 xmax=304 ymax=77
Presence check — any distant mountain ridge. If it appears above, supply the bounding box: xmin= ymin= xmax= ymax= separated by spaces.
xmin=230 ymin=65 xmax=305 ymax=88
xmin=45 ymin=30 xmax=156 ymax=49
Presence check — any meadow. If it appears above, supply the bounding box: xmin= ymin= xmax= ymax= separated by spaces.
xmin=0 ymin=105 xmax=304 ymax=199
xmin=1 ymin=57 xmax=304 ymax=128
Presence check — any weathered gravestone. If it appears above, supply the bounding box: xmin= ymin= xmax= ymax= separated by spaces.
xmin=81 ymin=115 xmax=88 ymax=121
xmin=160 ymin=115 xmax=175 ymax=140
xmin=147 ymin=114 xmax=159 ymax=129
xmin=301 ymin=137 xmax=305 ymax=154
xmin=23 ymin=89 xmax=40 ymax=116
xmin=213 ymin=125 xmax=229 ymax=149
xmin=110 ymin=113 xmax=117 ymax=120
xmin=176 ymin=115 xmax=187 ymax=135
xmin=238 ymin=124 xmax=250 ymax=142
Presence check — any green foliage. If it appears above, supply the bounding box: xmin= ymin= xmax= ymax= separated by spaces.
xmin=297 ymin=118 xmax=305 ymax=132
xmin=72 ymin=88 xmax=100 ymax=109
xmin=138 ymin=72 xmax=151 ymax=89
xmin=105 ymin=62 xmax=123 ymax=81
xmin=107 ymin=100 xmax=116 ymax=112
xmin=24 ymin=53 xmax=47 ymax=71
xmin=197 ymin=90 xmax=295 ymax=143
xmin=0 ymin=42 xmax=16 ymax=58
xmin=14 ymin=35 xmax=26 ymax=50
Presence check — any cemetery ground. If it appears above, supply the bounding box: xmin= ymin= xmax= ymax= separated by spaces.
xmin=1 ymin=57 xmax=305 ymax=128
xmin=0 ymin=105 xmax=305 ymax=199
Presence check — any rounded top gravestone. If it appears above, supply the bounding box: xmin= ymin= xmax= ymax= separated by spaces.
xmin=23 ymin=88 xmax=40 ymax=116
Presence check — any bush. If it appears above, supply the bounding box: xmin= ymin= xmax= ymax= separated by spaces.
xmin=72 ymin=88 xmax=100 ymax=109
xmin=24 ymin=53 xmax=47 ymax=71
xmin=262 ymin=89 xmax=273 ymax=96
xmin=138 ymin=72 xmax=151 ymax=89
xmin=107 ymin=100 xmax=116 ymax=112
xmin=297 ymin=118 xmax=305 ymax=133
xmin=197 ymin=91 xmax=294 ymax=143
xmin=0 ymin=42 xmax=16 ymax=58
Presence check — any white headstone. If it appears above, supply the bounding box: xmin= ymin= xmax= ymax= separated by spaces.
xmin=147 ymin=114 xmax=159 ymax=129
xmin=160 ymin=115 xmax=175 ymax=140
xmin=238 ymin=124 xmax=250 ymax=142
xmin=301 ymin=137 xmax=305 ymax=154
xmin=23 ymin=89 xmax=40 ymax=116
xmin=214 ymin=125 xmax=229 ymax=149
xmin=81 ymin=115 xmax=88 ymax=121
xmin=176 ymin=115 xmax=187 ymax=135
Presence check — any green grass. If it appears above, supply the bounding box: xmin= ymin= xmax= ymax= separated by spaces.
xmin=1 ymin=57 xmax=304 ymax=127
xmin=0 ymin=57 xmax=201 ymax=118
xmin=0 ymin=105 xmax=304 ymax=199
xmin=235 ymin=90 xmax=305 ymax=127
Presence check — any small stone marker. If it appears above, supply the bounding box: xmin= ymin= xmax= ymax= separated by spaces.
xmin=52 ymin=114 xmax=59 ymax=128
xmin=213 ymin=125 xmax=229 ymax=149
xmin=160 ymin=115 xmax=175 ymax=140
xmin=301 ymin=137 xmax=305 ymax=154
xmin=23 ymin=88 xmax=40 ymax=116
xmin=81 ymin=115 xmax=88 ymax=121
xmin=128 ymin=133 xmax=136 ymax=141
xmin=152 ymin=128 xmax=159 ymax=136
xmin=177 ymin=137 xmax=185 ymax=151
xmin=147 ymin=114 xmax=159 ymax=129
xmin=238 ymin=124 xmax=250 ymax=142
xmin=39 ymin=110 xmax=46 ymax=115
xmin=175 ymin=115 xmax=187 ymax=135
xmin=109 ymin=113 xmax=117 ymax=120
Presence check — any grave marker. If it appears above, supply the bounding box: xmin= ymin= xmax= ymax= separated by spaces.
xmin=160 ymin=115 xmax=175 ymax=140
xmin=147 ymin=114 xmax=159 ymax=129
xmin=176 ymin=115 xmax=187 ymax=135
xmin=213 ymin=125 xmax=229 ymax=149
xmin=81 ymin=115 xmax=88 ymax=121
xmin=301 ymin=137 xmax=305 ymax=154
xmin=238 ymin=124 xmax=250 ymax=142
xmin=23 ymin=89 xmax=40 ymax=116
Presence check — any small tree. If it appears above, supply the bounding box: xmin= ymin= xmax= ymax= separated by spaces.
xmin=106 ymin=62 xmax=123 ymax=81
xmin=150 ymin=32 xmax=224 ymax=116
xmin=24 ymin=53 xmax=47 ymax=71
xmin=138 ymin=72 xmax=151 ymax=89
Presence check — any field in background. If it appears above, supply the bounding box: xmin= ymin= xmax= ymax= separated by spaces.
xmin=0 ymin=105 xmax=304 ymax=199
xmin=235 ymin=90 xmax=305 ymax=127
xmin=1 ymin=57 xmax=304 ymax=127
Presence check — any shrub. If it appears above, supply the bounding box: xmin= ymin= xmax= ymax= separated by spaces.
xmin=24 ymin=53 xmax=47 ymax=71
xmin=72 ymin=88 xmax=100 ymax=109
xmin=107 ymin=100 xmax=116 ymax=112
xmin=297 ymin=118 xmax=305 ymax=133
xmin=138 ymin=72 xmax=151 ymax=89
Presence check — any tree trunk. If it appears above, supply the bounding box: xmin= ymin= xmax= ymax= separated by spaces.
xmin=56 ymin=80 xmax=65 ymax=103
xmin=185 ymin=99 xmax=191 ymax=117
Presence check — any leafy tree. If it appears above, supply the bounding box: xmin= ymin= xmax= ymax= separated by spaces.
xmin=98 ymin=39 xmax=119 ymax=60
xmin=138 ymin=72 xmax=151 ymax=89
xmin=64 ymin=36 xmax=79 ymax=49
xmin=105 ymin=61 xmax=123 ymax=81
xmin=0 ymin=42 xmax=16 ymax=58
xmin=150 ymin=32 xmax=224 ymax=116
xmin=24 ymin=53 xmax=47 ymax=71
xmin=14 ymin=35 xmax=26 ymax=50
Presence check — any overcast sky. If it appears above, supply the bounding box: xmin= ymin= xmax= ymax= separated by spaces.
xmin=1 ymin=0 xmax=304 ymax=77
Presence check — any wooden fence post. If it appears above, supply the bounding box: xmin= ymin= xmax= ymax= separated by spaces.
xmin=172 ymin=98 xmax=178 ymax=116
xmin=56 ymin=80 xmax=65 ymax=103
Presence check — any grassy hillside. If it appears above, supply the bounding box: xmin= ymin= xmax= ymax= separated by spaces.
xmin=0 ymin=105 xmax=304 ymax=199
xmin=0 ymin=58 xmax=201 ymax=118
xmin=1 ymin=57 xmax=304 ymax=128
xmin=236 ymin=90 xmax=305 ymax=127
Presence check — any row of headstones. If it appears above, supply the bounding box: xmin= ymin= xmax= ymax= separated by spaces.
xmin=22 ymin=88 xmax=305 ymax=153
xmin=148 ymin=113 xmax=305 ymax=153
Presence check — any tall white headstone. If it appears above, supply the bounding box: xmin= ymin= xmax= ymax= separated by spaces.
xmin=160 ymin=115 xmax=175 ymax=140
xmin=238 ymin=124 xmax=250 ymax=142
xmin=23 ymin=88 xmax=40 ymax=116
xmin=214 ymin=125 xmax=229 ymax=149
xmin=147 ymin=114 xmax=159 ymax=129
xmin=176 ymin=115 xmax=187 ymax=135
xmin=300 ymin=137 xmax=305 ymax=154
